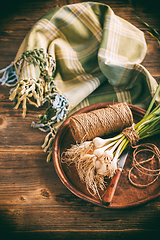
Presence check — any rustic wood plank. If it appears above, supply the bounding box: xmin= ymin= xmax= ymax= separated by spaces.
xmin=0 ymin=1 xmax=160 ymax=239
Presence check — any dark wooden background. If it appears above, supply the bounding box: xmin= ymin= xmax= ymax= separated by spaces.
xmin=0 ymin=1 xmax=160 ymax=239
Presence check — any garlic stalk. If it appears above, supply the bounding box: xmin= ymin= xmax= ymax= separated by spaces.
xmin=93 ymin=141 xmax=116 ymax=157
xmin=93 ymin=134 xmax=122 ymax=148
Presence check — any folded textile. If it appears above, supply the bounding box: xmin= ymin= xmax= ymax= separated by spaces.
xmin=0 ymin=2 xmax=160 ymax=161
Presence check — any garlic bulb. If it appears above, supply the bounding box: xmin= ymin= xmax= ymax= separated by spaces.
xmin=103 ymin=150 xmax=113 ymax=161
xmin=93 ymin=137 xmax=108 ymax=148
xmin=107 ymin=158 xmax=118 ymax=177
xmin=96 ymin=162 xmax=107 ymax=175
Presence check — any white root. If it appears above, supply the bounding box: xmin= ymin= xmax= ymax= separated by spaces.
xmin=62 ymin=136 xmax=122 ymax=197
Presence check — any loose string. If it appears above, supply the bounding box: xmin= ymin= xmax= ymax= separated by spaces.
xmin=128 ymin=143 xmax=160 ymax=187
xmin=122 ymin=127 xmax=160 ymax=187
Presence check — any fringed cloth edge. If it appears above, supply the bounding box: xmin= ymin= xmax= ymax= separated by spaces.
xmin=0 ymin=48 xmax=69 ymax=162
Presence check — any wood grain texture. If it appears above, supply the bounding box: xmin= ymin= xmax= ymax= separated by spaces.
xmin=0 ymin=1 xmax=160 ymax=239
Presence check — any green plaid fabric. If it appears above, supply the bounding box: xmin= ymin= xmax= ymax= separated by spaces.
xmin=0 ymin=2 xmax=160 ymax=161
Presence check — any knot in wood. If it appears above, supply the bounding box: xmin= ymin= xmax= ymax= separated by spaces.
xmin=0 ymin=116 xmax=3 ymax=125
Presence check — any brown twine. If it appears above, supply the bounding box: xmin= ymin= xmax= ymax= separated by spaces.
xmin=122 ymin=125 xmax=139 ymax=146
xmin=122 ymin=126 xmax=160 ymax=187
xmin=128 ymin=143 xmax=160 ymax=187
xmin=70 ymin=102 xmax=133 ymax=143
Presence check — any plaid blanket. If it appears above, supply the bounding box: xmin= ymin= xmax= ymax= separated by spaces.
xmin=0 ymin=2 xmax=160 ymax=161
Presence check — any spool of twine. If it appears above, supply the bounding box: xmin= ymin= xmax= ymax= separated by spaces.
xmin=69 ymin=102 xmax=133 ymax=143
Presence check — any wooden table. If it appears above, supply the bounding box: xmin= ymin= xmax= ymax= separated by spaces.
xmin=0 ymin=1 xmax=160 ymax=239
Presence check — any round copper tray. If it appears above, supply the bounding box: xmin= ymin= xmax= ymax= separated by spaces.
xmin=52 ymin=102 xmax=160 ymax=208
